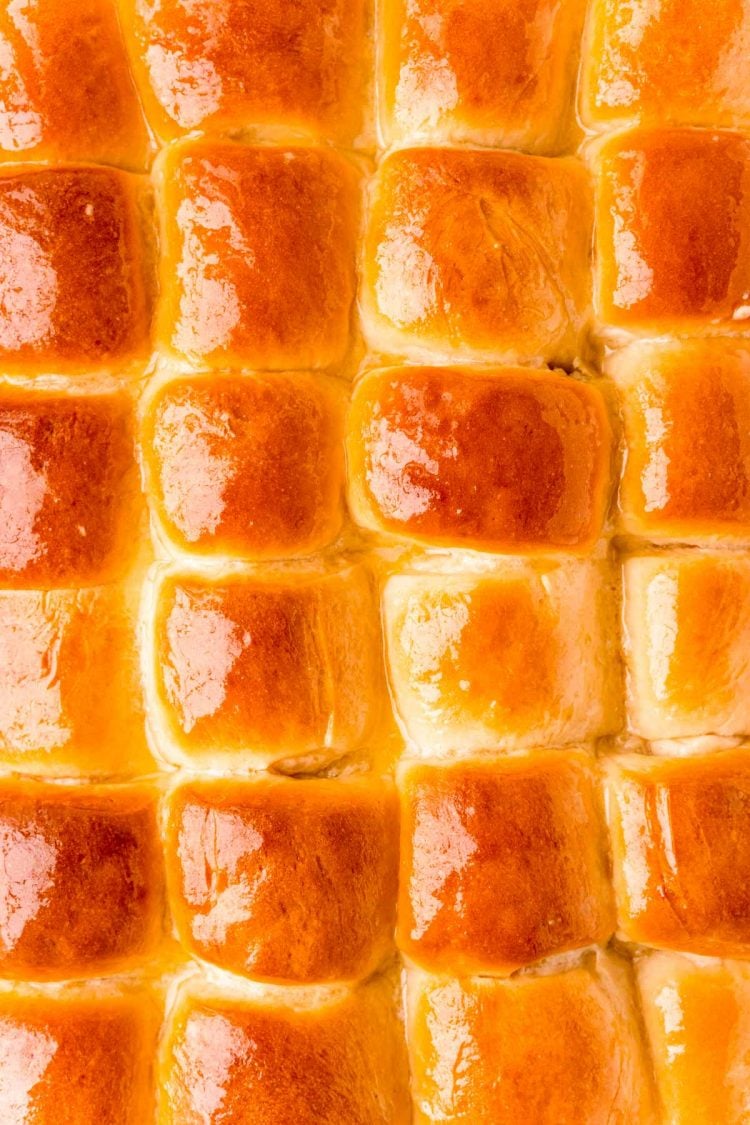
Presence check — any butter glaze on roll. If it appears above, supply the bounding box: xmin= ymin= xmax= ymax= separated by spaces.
xmin=362 ymin=147 xmax=592 ymax=366
xmin=348 ymin=365 xmax=611 ymax=553
xmin=397 ymin=750 xmax=614 ymax=975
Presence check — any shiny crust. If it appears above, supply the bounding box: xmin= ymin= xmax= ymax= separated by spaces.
xmin=384 ymin=560 xmax=620 ymax=755
xmin=0 ymin=388 xmax=141 ymax=588
xmin=165 ymin=776 xmax=399 ymax=983
xmin=637 ymin=952 xmax=750 ymax=1124
xmin=397 ymin=750 xmax=614 ymax=974
xmin=159 ymin=976 xmax=412 ymax=1124
xmin=612 ymin=340 xmax=750 ymax=542
xmin=606 ymin=750 xmax=750 ymax=956
xmin=142 ymin=373 xmax=345 ymax=559
xmin=0 ymin=584 xmax=151 ymax=778
xmin=155 ymin=141 xmax=359 ymax=371
xmin=623 ymin=552 xmax=750 ymax=739
xmin=348 ymin=365 xmax=611 ymax=552
xmin=0 ymin=0 xmax=151 ymax=167
xmin=361 ymin=147 xmax=592 ymax=365
xmin=406 ymin=952 xmax=657 ymax=1124
xmin=151 ymin=566 xmax=380 ymax=769
xmin=0 ymin=166 xmax=151 ymax=372
xmin=119 ymin=0 xmax=368 ymax=142
xmin=582 ymin=0 xmax=750 ymax=129
xmin=0 ymin=984 xmax=159 ymax=1124
xmin=593 ymin=126 xmax=750 ymax=332
xmin=0 ymin=781 xmax=165 ymax=981
xmin=380 ymin=0 xmax=585 ymax=150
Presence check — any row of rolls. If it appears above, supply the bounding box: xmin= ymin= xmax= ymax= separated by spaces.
xmin=3 ymin=1 xmax=750 ymax=1123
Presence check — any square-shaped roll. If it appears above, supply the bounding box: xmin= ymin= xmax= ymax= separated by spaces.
xmin=159 ymin=975 xmax=411 ymax=1124
xmin=384 ymin=559 xmax=620 ymax=755
xmin=0 ymin=584 xmax=151 ymax=778
xmin=637 ymin=952 xmax=750 ymax=1125
xmin=156 ymin=141 xmax=359 ymax=371
xmin=348 ymin=365 xmax=611 ymax=553
xmin=150 ymin=565 xmax=380 ymax=771
xmin=398 ymin=750 xmax=613 ymax=975
xmin=166 ymin=776 xmax=398 ymax=983
xmin=593 ymin=127 xmax=750 ymax=334
xmin=0 ymin=389 xmax=141 ymax=588
xmin=119 ymin=0 xmax=368 ymax=144
xmin=361 ymin=148 xmax=592 ymax=365
xmin=0 ymin=166 xmax=151 ymax=373
xmin=623 ymin=552 xmax=750 ymax=739
xmin=143 ymin=373 xmax=345 ymax=559
xmin=0 ymin=981 xmax=159 ymax=1124
xmin=380 ymin=0 xmax=584 ymax=151
xmin=581 ymin=0 xmax=750 ymax=131
xmin=0 ymin=0 xmax=151 ymax=168
xmin=0 ymin=780 xmax=164 ymax=980
xmin=407 ymin=952 xmax=657 ymax=1124
xmin=606 ymin=750 xmax=750 ymax=956
xmin=612 ymin=341 xmax=750 ymax=543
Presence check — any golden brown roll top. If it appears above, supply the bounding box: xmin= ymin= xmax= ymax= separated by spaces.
xmin=637 ymin=952 xmax=750 ymax=1125
xmin=0 ymin=780 xmax=165 ymax=981
xmin=380 ymin=0 xmax=585 ymax=151
xmin=361 ymin=147 xmax=592 ymax=366
xmin=142 ymin=372 xmax=345 ymax=560
xmin=623 ymin=552 xmax=750 ymax=739
xmin=612 ymin=340 xmax=750 ymax=543
xmin=159 ymin=974 xmax=411 ymax=1124
xmin=348 ymin=366 xmax=612 ymax=553
xmin=155 ymin=140 xmax=359 ymax=371
xmin=606 ymin=749 xmax=750 ymax=957
xmin=582 ymin=0 xmax=750 ymax=130
xmin=0 ymin=388 xmax=142 ymax=588
xmin=0 ymin=583 xmax=151 ymax=779
xmin=397 ymin=750 xmax=614 ymax=975
xmin=407 ymin=951 xmax=657 ymax=1124
xmin=149 ymin=564 xmax=381 ymax=771
xmin=165 ymin=775 xmax=399 ymax=984
xmin=118 ymin=0 xmax=368 ymax=144
xmin=0 ymin=981 xmax=160 ymax=1124
xmin=0 ymin=166 xmax=151 ymax=373
xmin=384 ymin=560 xmax=621 ymax=755
xmin=0 ymin=0 xmax=151 ymax=168
xmin=593 ymin=126 xmax=750 ymax=335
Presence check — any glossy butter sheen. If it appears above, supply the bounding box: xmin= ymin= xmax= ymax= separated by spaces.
xmin=0 ymin=986 xmax=159 ymax=1124
xmin=398 ymin=751 xmax=614 ymax=974
xmin=143 ymin=372 xmax=345 ymax=559
xmin=613 ymin=340 xmax=750 ymax=541
xmin=582 ymin=0 xmax=750 ymax=128
xmin=0 ymin=166 xmax=151 ymax=371
xmin=607 ymin=750 xmax=750 ymax=956
xmin=0 ymin=585 xmax=151 ymax=778
xmin=166 ymin=776 xmax=398 ymax=983
xmin=157 ymin=141 xmax=359 ymax=371
xmin=0 ymin=0 xmax=150 ymax=167
xmin=384 ymin=560 xmax=620 ymax=755
xmin=407 ymin=954 xmax=657 ymax=1124
xmin=0 ymin=390 xmax=141 ymax=588
xmin=362 ymin=147 xmax=592 ymax=365
xmin=381 ymin=0 xmax=585 ymax=149
xmin=594 ymin=127 xmax=750 ymax=332
xmin=348 ymin=366 xmax=611 ymax=552
xmin=637 ymin=953 xmax=750 ymax=1125
xmin=624 ymin=552 xmax=750 ymax=738
xmin=159 ymin=977 xmax=412 ymax=1124
xmin=119 ymin=0 xmax=367 ymax=141
xmin=0 ymin=781 xmax=164 ymax=980
xmin=152 ymin=566 xmax=380 ymax=769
